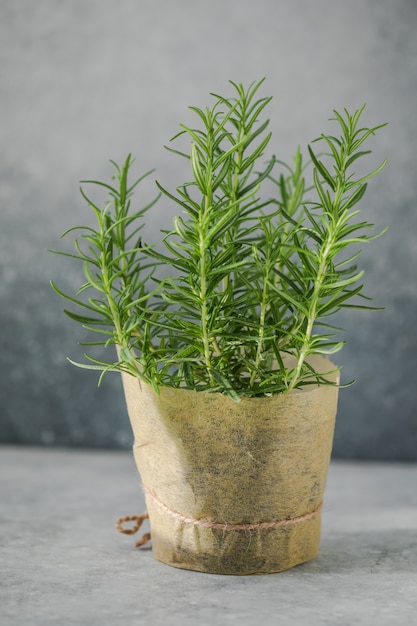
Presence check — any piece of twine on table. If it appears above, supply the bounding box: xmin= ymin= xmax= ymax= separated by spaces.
xmin=115 ymin=513 xmax=151 ymax=548
xmin=115 ymin=486 xmax=323 ymax=548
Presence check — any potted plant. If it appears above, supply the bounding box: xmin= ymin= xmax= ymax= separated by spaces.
xmin=51 ymin=79 xmax=386 ymax=575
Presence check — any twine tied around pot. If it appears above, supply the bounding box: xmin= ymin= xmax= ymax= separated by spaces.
xmin=116 ymin=487 xmax=324 ymax=548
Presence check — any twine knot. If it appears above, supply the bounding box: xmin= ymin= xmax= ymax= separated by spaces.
xmin=115 ymin=513 xmax=151 ymax=548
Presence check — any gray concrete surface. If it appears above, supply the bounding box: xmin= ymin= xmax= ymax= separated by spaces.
xmin=1 ymin=446 xmax=416 ymax=625
xmin=1 ymin=0 xmax=417 ymax=459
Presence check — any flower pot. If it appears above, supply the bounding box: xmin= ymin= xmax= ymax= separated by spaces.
xmin=120 ymin=355 xmax=339 ymax=575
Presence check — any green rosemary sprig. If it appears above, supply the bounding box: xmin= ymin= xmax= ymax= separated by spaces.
xmin=51 ymin=155 xmax=161 ymax=386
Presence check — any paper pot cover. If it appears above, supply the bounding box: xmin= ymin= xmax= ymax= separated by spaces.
xmin=120 ymin=355 xmax=339 ymax=575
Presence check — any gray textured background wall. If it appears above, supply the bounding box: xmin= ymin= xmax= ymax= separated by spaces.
xmin=1 ymin=0 xmax=416 ymax=460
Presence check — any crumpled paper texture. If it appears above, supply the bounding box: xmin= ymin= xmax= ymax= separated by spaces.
xmin=121 ymin=355 xmax=339 ymax=574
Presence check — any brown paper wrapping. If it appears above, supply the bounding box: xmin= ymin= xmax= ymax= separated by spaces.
xmin=121 ymin=355 xmax=339 ymax=575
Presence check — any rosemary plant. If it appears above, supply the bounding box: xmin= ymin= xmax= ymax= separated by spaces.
xmin=51 ymin=79 xmax=387 ymax=399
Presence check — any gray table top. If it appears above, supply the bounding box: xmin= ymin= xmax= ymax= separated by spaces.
xmin=1 ymin=446 xmax=416 ymax=625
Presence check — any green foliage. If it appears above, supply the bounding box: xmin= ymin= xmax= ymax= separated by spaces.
xmin=51 ymin=80 xmax=387 ymax=398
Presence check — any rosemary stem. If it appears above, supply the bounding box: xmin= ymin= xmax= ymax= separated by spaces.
xmin=287 ymin=239 xmax=332 ymax=392
xmin=250 ymin=269 xmax=269 ymax=387
xmin=200 ymin=193 xmax=215 ymax=387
